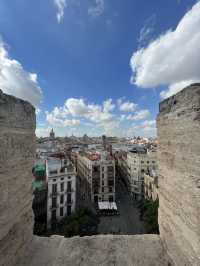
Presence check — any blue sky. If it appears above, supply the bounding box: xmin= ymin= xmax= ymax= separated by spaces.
xmin=0 ymin=0 xmax=199 ymax=137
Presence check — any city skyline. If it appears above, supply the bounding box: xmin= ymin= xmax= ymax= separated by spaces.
xmin=0 ymin=0 xmax=199 ymax=137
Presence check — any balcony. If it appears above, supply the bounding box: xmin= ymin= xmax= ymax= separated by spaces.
xmin=50 ymin=205 xmax=58 ymax=210
xmin=49 ymin=192 xmax=59 ymax=197
xmin=65 ymin=188 xmax=74 ymax=193
xmin=65 ymin=199 xmax=73 ymax=205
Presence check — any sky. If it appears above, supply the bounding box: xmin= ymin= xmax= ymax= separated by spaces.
xmin=0 ymin=0 xmax=199 ymax=137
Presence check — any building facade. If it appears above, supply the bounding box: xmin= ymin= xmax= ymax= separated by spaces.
xmin=32 ymin=163 xmax=47 ymax=235
xmin=46 ymin=158 xmax=76 ymax=229
xmin=126 ymin=148 xmax=157 ymax=200
xmin=77 ymin=151 xmax=115 ymax=204
xmin=144 ymin=170 xmax=158 ymax=201
xmin=115 ymin=151 xmax=131 ymax=191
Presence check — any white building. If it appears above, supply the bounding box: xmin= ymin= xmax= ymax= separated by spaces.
xmin=46 ymin=157 xmax=76 ymax=229
xmin=144 ymin=169 xmax=159 ymax=201
xmin=127 ymin=148 xmax=157 ymax=200
xmin=77 ymin=150 xmax=115 ymax=204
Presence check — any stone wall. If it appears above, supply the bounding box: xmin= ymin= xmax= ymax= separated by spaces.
xmin=0 ymin=90 xmax=36 ymax=266
xmin=157 ymin=84 xmax=200 ymax=265
xmin=1 ymin=85 xmax=200 ymax=266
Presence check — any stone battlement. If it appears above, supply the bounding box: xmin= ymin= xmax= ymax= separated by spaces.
xmin=157 ymin=84 xmax=200 ymax=265
xmin=0 ymin=85 xmax=200 ymax=266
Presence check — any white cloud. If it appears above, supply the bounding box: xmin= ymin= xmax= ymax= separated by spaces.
xmin=54 ymin=0 xmax=67 ymax=23
xmin=127 ymin=109 xmax=150 ymax=121
xmin=65 ymin=98 xmax=89 ymax=116
xmin=88 ymin=0 xmax=104 ymax=17
xmin=130 ymin=2 xmax=200 ymax=98
xmin=160 ymin=79 xmax=198 ymax=99
xmin=46 ymin=98 xmax=115 ymax=132
xmin=44 ymin=98 xmax=154 ymax=137
xmin=118 ymin=99 xmax=137 ymax=112
xmin=46 ymin=108 xmax=80 ymax=127
xmin=36 ymin=108 xmax=41 ymax=115
xmin=126 ymin=120 xmax=156 ymax=137
xmin=103 ymin=98 xmax=115 ymax=112
xmin=0 ymin=39 xmax=42 ymax=107
xmin=36 ymin=126 xmax=52 ymax=137
xmin=138 ymin=14 xmax=156 ymax=46
xmin=140 ymin=120 xmax=156 ymax=130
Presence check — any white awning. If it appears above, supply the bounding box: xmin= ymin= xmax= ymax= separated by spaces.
xmin=98 ymin=201 xmax=117 ymax=210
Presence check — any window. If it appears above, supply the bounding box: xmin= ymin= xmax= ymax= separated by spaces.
xmin=52 ymin=197 xmax=57 ymax=208
xmin=93 ymin=166 xmax=100 ymax=172
xmin=51 ymin=210 xmax=57 ymax=220
xmin=53 ymin=179 xmax=56 ymax=182
xmin=61 ymin=177 xmax=64 ymax=181
xmin=67 ymin=181 xmax=72 ymax=192
xmin=102 ymin=181 xmax=104 ymax=186
xmin=67 ymin=193 xmax=72 ymax=203
xmin=108 ymin=180 xmax=114 ymax=186
xmin=102 ymin=187 xmax=104 ymax=193
xmin=68 ymin=176 xmax=71 ymax=179
xmin=152 ymin=161 xmax=155 ymax=163
xmin=52 ymin=184 xmax=57 ymax=194
xmin=50 ymin=170 xmax=57 ymax=175
xmin=60 ymin=195 xmax=64 ymax=204
xmin=60 ymin=207 xmax=63 ymax=216
xmin=102 ymin=167 xmax=104 ymax=171
xmin=147 ymin=161 xmax=149 ymax=164
xmin=109 ymin=196 xmax=113 ymax=202
xmin=102 ymin=173 xmax=104 ymax=178
xmin=60 ymin=182 xmax=64 ymax=192
xmin=67 ymin=205 xmax=71 ymax=215
xmin=109 ymin=187 xmax=112 ymax=193
xmin=141 ymin=161 xmax=144 ymax=164
xmin=107 ymin=166 xmax=113 ymax=172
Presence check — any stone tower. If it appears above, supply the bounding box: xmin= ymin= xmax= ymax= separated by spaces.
xmin=50 ymin=128 xmax=55 ymax=140
xmin=157 ymin=84 xmax=200 ymax=265
xmin=0 ymin=90 xmax=36 ymax=265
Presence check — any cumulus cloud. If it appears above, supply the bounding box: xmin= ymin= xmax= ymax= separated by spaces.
xmin=130 ymin=2 xmax=200 ymax=98
xmin=54 ymin=0 xmax=67 ymax=23
xmin=88 ymin=0 xmax=104 ymax=17
xmin=140 ymin=120 xmax=156 ymax=131
xmin=46 ymin=110 xmax=80 ymax=127
xmin=45 ymin=98 xmax=154 ymax=137
xmin=160 ymin=79 xmax=198 ymax=99
xmin=0 ymin=39 xmax=42 ymax=107
xmin=118 ymin=99 xmax=137 ymax=112
xmin=127 ymin=109 xmax=150 ymax=121
xmin=65 ymin=98 xmax=89 ymax=116
xmin=46 ymin=97 xmax=115 ymax=131
xmin=103 ymin=98 xmax=115 ymax=112
xmin=126 ymin=120 xmax=156 ymax=137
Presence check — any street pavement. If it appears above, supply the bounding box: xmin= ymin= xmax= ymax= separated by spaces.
xmin=98 ymin=178 xmax=145 ymax=235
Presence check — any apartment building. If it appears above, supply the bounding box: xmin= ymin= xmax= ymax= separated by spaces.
xmin=77 ymin=151 xmax=115 ymax=204
xmin=115 ymin=151 xmax=131 ymax=192
xmin=126 ymin=148 xmax=157 ymax=200
xmin=144 ymin=169 xmax=158 ymax=201
xmin=32 ymin=163 xmax=47 ymax=235
xmin=46 ymin=157 xmax=76 ymax=229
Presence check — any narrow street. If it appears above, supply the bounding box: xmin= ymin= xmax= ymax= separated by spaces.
xmin=98 ymin=177 xmax=145 ymax=235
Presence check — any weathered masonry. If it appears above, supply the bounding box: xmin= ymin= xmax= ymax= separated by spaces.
xmin=0 ymin=89 xmax=36 ymax=266
xmin=157 ymin=83 xmax=200 ymax=266
xmin=0 ymin=84 xmax=200 ymax=266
